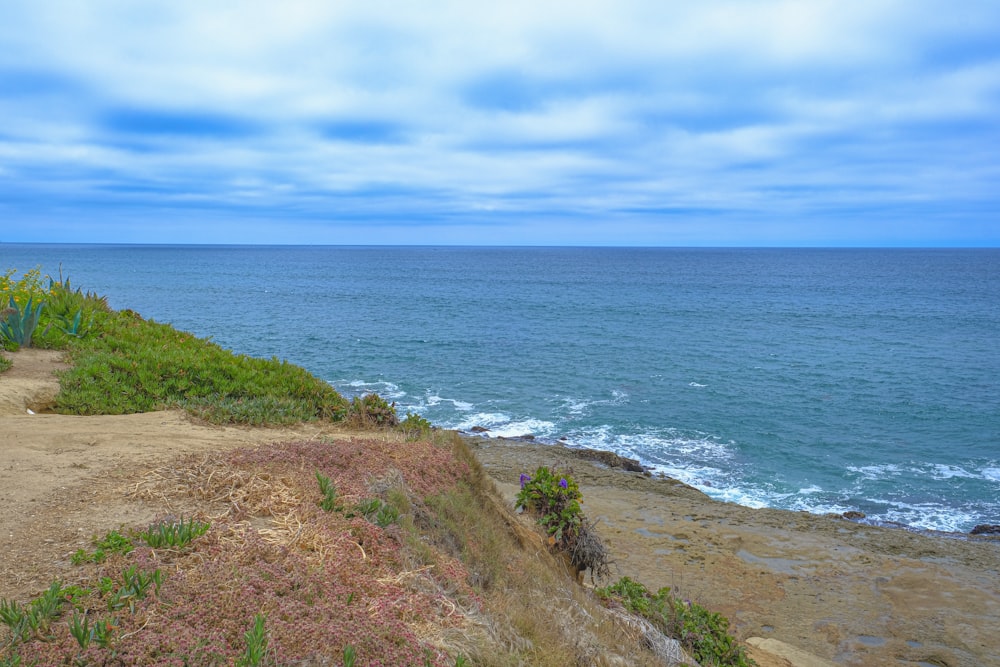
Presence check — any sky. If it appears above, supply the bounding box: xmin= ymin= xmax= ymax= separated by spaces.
xmin=1 ymin=1 xmax=999 ymax=246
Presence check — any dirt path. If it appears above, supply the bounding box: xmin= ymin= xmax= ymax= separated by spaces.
xmin=0 ymin=350 xmax=339 ymax=602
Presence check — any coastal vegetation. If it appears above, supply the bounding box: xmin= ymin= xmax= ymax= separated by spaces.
xmin=1 ymin=265 xmax=356 ymax=426
xmin=596 ymin=577 xmax=754 ymax=667
xmin=2 ymin=266 xmax=755 ymax=665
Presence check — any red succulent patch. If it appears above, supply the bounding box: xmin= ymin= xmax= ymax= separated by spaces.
xmin=5 ymin=438 xmax=479 ymax=665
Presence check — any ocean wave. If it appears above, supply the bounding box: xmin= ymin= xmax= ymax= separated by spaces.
xmin=849 ymin=461 xmax=999 ymax=485
xmin=447 ymin=412 xmax=557 ymax=439
xmin=452 ymin=412 xmax=510 ymax=430
xmin=929 ymin=464 xmax=979 ymax=480
xmin=422 ymin=393 xmax=474 ymax=411
xmin=340 ymin=379 xmax=405 ymax=400
xmin=869 ymin=498 xmax=982 ymax=534
xmin=484 ymin=419 xmax=558 ymax=438
xmin=560 ymin=397 xmax=592 ymax=416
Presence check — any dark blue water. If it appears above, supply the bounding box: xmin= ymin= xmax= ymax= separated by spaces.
xmin=3 ymin=244 xmax=998 ymax=532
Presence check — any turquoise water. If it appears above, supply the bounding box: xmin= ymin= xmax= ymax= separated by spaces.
xmin=3 ymin=244 xmax=998 ymax=532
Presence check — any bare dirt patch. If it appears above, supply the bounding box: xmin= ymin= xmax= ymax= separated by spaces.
xmin=0 ymin=350 xmax=346 ymax=603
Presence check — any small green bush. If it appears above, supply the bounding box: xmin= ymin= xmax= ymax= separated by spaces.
xmin=348 ymin=498 xmax=400 ymax=528
xmin=107 ymin=565 xmax=164 ymax=613
xmin=236 ymin=613 xmax=270 ymax=667
xmin=347 ymin=393 xmax=399 ymax=428
xmin=0 ymin=296 xmax=43 ymax=349
xmin=596 ymin=577 xmax=755 ymax=667
xmin=138 ymin=517 xmax=210 ymax=549
xmin=0 ymin=581 xmax=68 ymax=644
xmin=515 ymin=466 xmax=582 ymax=548
xmin=316 ymin=471 xmax=343 ymax=512
xmin=399 ymin=412 xmax=433 ymax=439
xmin=71 ymin=529 xmax=134 ymax=565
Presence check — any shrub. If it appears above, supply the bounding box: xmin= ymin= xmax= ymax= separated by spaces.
xmin=347 ymin=393 xmax=399 ymax=428
xmin=0 ymin=266 xmax=109 ymax=350
xmin=36 ymin=272 xmax=108 ymax=345
xmin=348 ymin=498 xmax=400 ymax=528
xmin=399 ymin=412 xmax=433 ymax=440
xmin=0 ymin=296 xmax=44 ymax=349
xmin=515 ymin=466 xmax=612 ymax=581
xmin=596 ymin=577 xmax=755 ymax=667
xmin=236 ymin=613 xmax=271 ymax=667
xmin=515 ymin=466 xmax=583 ymax=549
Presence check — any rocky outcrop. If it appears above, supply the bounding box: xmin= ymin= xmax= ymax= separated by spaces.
xmin=971 ymin=524 xmax=1000 ymax=535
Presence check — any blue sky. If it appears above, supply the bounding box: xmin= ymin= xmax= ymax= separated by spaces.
xmin=2 ymin=1 xmax=999 ymax=246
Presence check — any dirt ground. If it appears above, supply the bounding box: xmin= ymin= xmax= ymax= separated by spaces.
xmin=0 ymin=350 xmax=337 ymax=603
xmin=2 ymin=349 xmax=999 ymax=667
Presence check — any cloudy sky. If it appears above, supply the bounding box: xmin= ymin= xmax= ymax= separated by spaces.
xmin=2 ymin=1 xmax=999 ymax=246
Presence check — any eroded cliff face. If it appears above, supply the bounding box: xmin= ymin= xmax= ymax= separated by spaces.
xmin=0 ymin=348 xmax=68 ymax=414
xmin=470 ymin=436 xmax=1000 ymax=667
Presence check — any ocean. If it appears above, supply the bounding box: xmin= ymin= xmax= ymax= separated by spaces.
xmin=2 ymin=244 xmax=998 ymax=533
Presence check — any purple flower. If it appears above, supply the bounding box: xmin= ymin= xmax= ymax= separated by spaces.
xmin=520 ymin=473 xmax=531 ymax=488
xmin=559 ymin=478 xmax=568 ymax=489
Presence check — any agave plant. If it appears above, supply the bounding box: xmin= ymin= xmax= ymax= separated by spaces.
xmin=0 ymin=295 xmax=44 ymax=348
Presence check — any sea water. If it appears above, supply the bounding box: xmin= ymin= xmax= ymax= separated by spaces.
xmin=3 ymin=244 xmax=998 ymax=533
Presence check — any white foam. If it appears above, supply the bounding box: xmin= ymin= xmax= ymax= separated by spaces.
xmin=876 ymin=501 xmax=978 ymax=533
xmin=709 ymin=487 xmax=771 ymax=509
xmin=786 ymin=497 xmax=853 ymax=516
xmin=486 ymin=418 xmax=557 ymax=439
xmin=561 ymin=397 xmax=591 ymax=415
xmin=609 ymin=389 xmax=629 ymax=404
xmin=983 ymin=467 xmax=1000 ymax=483
xmin=454 ymin=412 xmax=510 ymax=430
xmin=341 ymin=379 xmax=405 ymax=400
xmin=929 ymin=464 xmax=977 ymax=480
xmin=688 ymin=382 xmax=707 ymax=388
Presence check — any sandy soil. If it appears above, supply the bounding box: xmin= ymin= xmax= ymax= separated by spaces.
xmin=2 ymin=349 xmax=999 ymax=667
xmin=0 ymin=350 xmax=339 ymax=603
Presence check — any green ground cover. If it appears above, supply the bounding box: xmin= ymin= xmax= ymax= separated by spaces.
xmin=0 ymin=266 xmax=407 ymax=427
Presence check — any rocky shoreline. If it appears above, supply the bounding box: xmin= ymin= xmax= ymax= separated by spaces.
xmin=464 ymin=432 xmax=1000 ymax=667
xmin=471 ymin=429 xmax=1000 ymax=541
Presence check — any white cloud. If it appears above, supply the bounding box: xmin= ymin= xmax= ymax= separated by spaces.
xmin=1 ymin=1 xmax=999 ymax=244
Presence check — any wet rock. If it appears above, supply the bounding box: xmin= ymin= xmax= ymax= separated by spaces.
xmin=970 ymin=524 xmax=1000 ymax=535
xmin=571 ymin=448 xmax=646 ymax=473
xmin=842 ymin=511 xmax=867 ymax=520
xmin=469 ymin=426 xmax=490 ymax=433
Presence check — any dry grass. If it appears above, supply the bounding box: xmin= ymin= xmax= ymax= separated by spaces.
xmin=2 ymin=431 xmax=679 ymax=665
